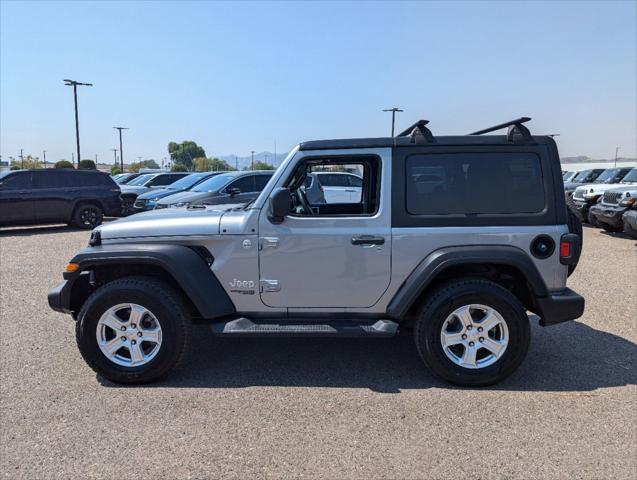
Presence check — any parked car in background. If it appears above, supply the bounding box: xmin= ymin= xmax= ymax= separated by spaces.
xmin=563 ymin=169 xmax=605 ymax=196
xmin=133 ymin=172 xmax=225 ymax=213
xmin=314 ymin=171 xmax=362 ymax=203
xmin=622 ymin=204 xmax=637 ymax=238
xmin=0 ymin=169 xmax=121 ymax=229
xmin=588 ymin=168 xmax=637 ymax=231
xmin=570 ymin=168 xmax=634 ymax=223
xmin=154 ymin=171 xmax=273 ymax=209
xmin=113 ymin=173 xmax=142 ymax=185
xmin=120 ymin=172 xmax=190 ymax=215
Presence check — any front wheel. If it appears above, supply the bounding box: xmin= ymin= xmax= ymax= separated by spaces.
xmin=75 ymin=276 xmax=191 ymax=384
xmin=121 ymin=196 xmax=135 ymax=216
xmin=73 ymin=204 xmax=103 ymax=229
xmin=414 ymin=279 xmax=530 ymax=387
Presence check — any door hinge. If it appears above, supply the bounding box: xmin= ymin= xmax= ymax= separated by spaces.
xmin=260 ymin=237 xmax=279 ymax=250
xmin=260 ymin=279 xmax=281 ymax=292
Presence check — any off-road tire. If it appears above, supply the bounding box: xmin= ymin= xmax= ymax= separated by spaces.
xmin=76 ymin=276 xmax=191 ymax=384
xmin=623 ymin=216 xmax=637 ymax=239
xmin=414 ymin=278 xmax=530 ymax=387
xmin=121 ymin=196 xmax=135 ymax=216
xmin=566 ymin=207 xmax=583 ymax=276
xmin=72 ymin=203 xmax=104 ymax=229
xmin=587 ymin=209 xmax=600 ymax=228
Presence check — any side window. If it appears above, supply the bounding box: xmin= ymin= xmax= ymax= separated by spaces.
xmin=348 ymin=175 xmax=363 ymax=187
xmin=290 ymin=156 xmax=381 ymax=216
xmin=254 ymin=174 xmax=272 ymax=191
xmin=1 ymin=173 xmax=31 ymax=189
xmin=148 ymin=175 xmax=175 ymax=186
xmin=405 ymin=152 xmax=545 ymax=215
xmin=33 ymin=172 xmax=64 ymax=188
xmin=227 ymin=176 xmax=256 ymax=193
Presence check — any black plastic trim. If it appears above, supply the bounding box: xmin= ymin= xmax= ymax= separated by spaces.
xmin=386 ymin=245 xmax=549 ymax=320
xmin=54 ymin=243 xmax=235 ymax=319
xmin=536 ymin=288 xmax=585 ymax=326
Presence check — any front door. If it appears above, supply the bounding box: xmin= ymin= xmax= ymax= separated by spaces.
xmin=0 ymin=172 xmax=34 ymax=225
xmin=257 ymin=153 xmax=391 ymax=308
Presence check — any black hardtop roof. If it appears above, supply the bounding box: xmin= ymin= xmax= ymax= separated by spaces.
xmin=298 ymin=117 xmax=555 ymax=151
xmin=10 ymin=168 xmax=109 ymax=174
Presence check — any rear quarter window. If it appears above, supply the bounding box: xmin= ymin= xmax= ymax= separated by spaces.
xmin=405 ymin=153 xmax=545 ymax=215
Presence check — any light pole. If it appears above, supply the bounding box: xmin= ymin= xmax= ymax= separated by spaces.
xmin=113 ymin=127 xmax=129 ymax=172
xmin=42 ymin=150 xmax=47 ymax=168
xmin=615 ymin=146 xmax=620 ymax=167
xmin=20 ymin=148 xmax=24 ymax=169
xmin=111 ymin=149 xmax=118 ymax=168
xmin=250 ymin=150 xmax=255 ymax=170
xmin=383 ymin=107 xmax=403 ymax=137
xmin=64 ymin=79 xmax=93 ymax=167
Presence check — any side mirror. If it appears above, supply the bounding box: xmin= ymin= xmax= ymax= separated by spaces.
xmin=268 ymin=187 xmax=290 ymax=224
xmin=228 ymin=187 xmax=241 ymax=197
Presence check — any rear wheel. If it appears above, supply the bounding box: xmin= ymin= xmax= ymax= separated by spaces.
xmin=414 ymin=278 xmax=530 ymax=387
xmin=73 ymin=204 xmax=103 ymax=229
xmin=623 ymin=216 xmax=637 ymax=239
xmin=76 ymin=276 xmax=191 ymax=384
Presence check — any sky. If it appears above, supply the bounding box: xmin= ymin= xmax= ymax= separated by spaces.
xmin=1 ymin=0 xmax=636 ymax=165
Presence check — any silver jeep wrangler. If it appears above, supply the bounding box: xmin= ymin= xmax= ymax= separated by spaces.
xmin=49 ymin=117 xmax=585 ymax=386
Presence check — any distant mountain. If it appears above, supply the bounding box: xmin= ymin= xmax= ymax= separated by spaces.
xmin=561 ymin=156 xmax=636 ymax=164
xmin=218 ymin=151 xmax=288 ymax=170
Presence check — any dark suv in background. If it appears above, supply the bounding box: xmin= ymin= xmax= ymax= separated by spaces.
xmin=0 ymin=169 xmax=121 ymax=229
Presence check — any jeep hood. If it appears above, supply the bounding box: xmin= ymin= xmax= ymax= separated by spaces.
xmin=96 ymin=204 xmax=244 ymax=240
xmin=574 ymin=183 xmax=628 ymax=195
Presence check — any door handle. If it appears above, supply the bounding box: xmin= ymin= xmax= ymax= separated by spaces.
xmin=351 ymin=235 xmax=385 ymax=246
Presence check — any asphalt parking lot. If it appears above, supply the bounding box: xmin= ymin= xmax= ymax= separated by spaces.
xmin=0 ymin=224 xmax=635 ymax=479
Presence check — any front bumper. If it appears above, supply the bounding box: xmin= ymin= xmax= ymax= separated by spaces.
xmin=591 ymin=204 xmax=628 ymax=228
xmin=571 ymin=197 xmax=597 ymax=216
xmin=535 ymin=288 xmax=585 ymax=326
xmin=48 ymin=280 xmax=72 ymax=314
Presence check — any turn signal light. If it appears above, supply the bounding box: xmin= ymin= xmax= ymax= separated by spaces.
xmin=65 ymin=263 xmax=80 ymax=273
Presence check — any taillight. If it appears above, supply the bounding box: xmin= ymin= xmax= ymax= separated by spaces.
xmin=559 ymin=233 xmax=580 ymax=265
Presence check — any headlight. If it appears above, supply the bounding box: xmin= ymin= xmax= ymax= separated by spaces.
xmin=589 ymin=188 xmax=594 ymax=193
xmin=620 ymin=197 xmax=636 ymax=207
xmin=170 ymin=202 xmax=189 ymax=208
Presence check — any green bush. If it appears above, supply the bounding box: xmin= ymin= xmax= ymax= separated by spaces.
xmin=78 ymin=159 xmax=96 ymax=170
xmin=171 ymin=164 xmax=188 ymax=172
xmin=54 ymin=160 xmax=74 ymax=169
xmin=110 ymin=166 xmax=122 ymax=175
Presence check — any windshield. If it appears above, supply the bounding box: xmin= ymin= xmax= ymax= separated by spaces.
xmin=166 ymin=173 xmax=210 ymax=190
xmin=572 ymin=170 xmax=593 ymax=182
xmin=191 ymin=174 xmax=234 ymax=192
xmin=594 ymin=168 xmax=623 ymax=184
xmin=620 ymin=168 xmax=637 ymax=183
xmin=126 ymin=174 xmax=153 ymax=186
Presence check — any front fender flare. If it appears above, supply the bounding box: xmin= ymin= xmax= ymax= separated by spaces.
xmin=52 ymin=243 xmax=235 ymax=319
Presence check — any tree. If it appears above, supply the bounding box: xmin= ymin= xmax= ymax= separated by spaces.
xmin=110 ymin=166 xmax=122 ymax=175
xmin=128 ymin=159 xmax=160 ymax=173
xmin=171 ymin=164 xmax=188 ymax=172
xmin=10 ymin=155 xmax=42 ymax=169
xmin=249 ymin=160 xmax=276 ymax=171
xmin=54 ymin=160 xmax=74 ymax=169
xmin=192 ymin=156 xmax=234 ymax=172
xmin=78 ymin=159 xmax=97 ymax=170
xmin=168 ymin=141 xmax=206 ymax=170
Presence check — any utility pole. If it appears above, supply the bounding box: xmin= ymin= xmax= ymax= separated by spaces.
xmin=250 ymin=150 xmax=255 ymax=170
xmin=20 ymin=148 xmax=24 ymax=169
xmin=42 ymin=150 xmax=47 ymax=168
xmin=71 ymin=152 xmax=74 ymax=165
xmin=382 ymin=107 xmax=403 ymax=137
xmin=113 ymin=127 xmax=129 ymax=172
xmin=614 ymin=147 xmax=620 ymax=167
xmin=64 ymin=79 xmax=93 ymax=166
xmin=95 ymin=154 xmax=98 ymax=164
xmin=235 ymin=155 xmax=238 ymax=170
xmin=111 ymin=149 xmax=118 ymax=167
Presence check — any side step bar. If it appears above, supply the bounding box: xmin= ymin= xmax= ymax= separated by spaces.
xmin=211 ymin=318 xmax=399 ymax=338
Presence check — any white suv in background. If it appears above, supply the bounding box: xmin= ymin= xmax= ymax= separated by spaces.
xmin=315 ymin=172 xmax=362 ymax=203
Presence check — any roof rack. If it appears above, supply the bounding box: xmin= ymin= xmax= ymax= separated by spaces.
xmin=469 ymin=116 xmax=532 ymax=142
xmin=396 ymin=120 xmax=435 ymax=143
